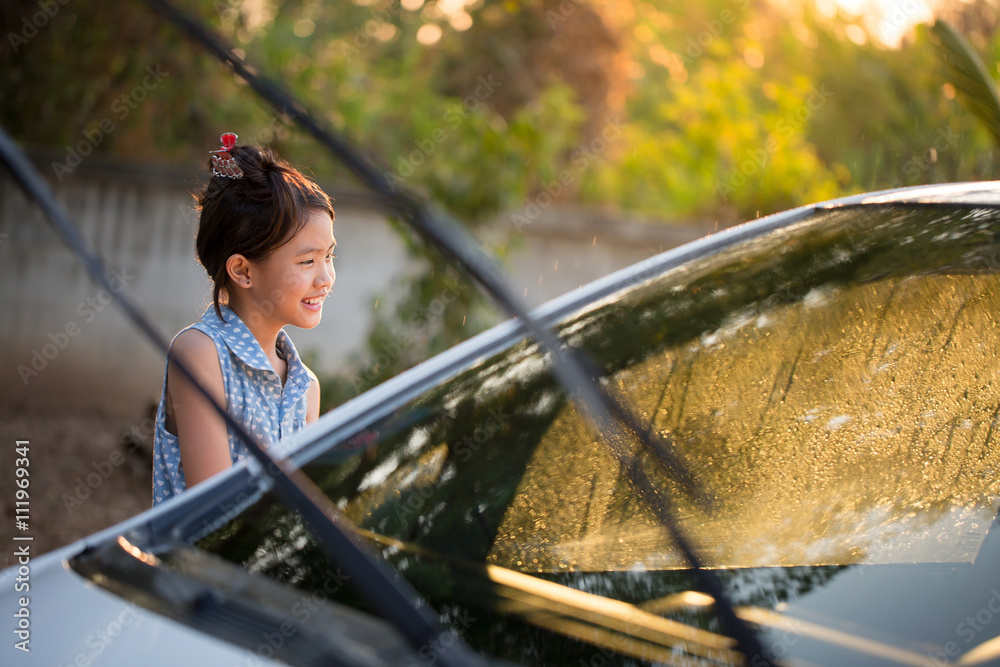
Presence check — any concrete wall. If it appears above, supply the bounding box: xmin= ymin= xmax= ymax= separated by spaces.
xmin=0 ymin=156 xmax=710 ymax=416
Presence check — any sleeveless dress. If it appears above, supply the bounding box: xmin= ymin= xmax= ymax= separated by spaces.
xmin=152 ymin=304 xmax=311 ymax=505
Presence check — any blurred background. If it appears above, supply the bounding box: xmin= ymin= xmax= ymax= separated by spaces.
xmin=0 ymin=0 xmax=997 ymax=554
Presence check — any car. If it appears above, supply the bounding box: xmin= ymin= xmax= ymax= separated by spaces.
xmin=5 ymin=181 xmax=1000 ymax=667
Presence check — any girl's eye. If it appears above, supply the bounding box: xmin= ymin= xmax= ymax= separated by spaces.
xmin=301 ymin=259 xmax=314 ymax=265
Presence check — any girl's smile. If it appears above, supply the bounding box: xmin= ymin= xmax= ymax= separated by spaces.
xmin=301 ymin=292 xmax=328 ymax=311
xmin=290 ymin=284 xmax=332 ymax=317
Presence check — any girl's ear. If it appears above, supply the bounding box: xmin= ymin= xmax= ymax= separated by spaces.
xmin=226 ymin=254 xmax=253 ymax=288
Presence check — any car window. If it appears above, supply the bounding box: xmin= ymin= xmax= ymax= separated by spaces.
xmin=198 ymin=203 xmax=1000 ymax=666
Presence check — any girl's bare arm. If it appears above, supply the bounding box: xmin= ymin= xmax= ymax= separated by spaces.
xmin=167 ymin=329 xmax=232 ymax=487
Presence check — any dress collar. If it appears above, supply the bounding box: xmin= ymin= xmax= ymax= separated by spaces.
xmin=201 ymin=305 xmax=312 ymax=390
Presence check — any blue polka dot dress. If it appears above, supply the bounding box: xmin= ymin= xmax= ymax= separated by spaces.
xmin=152 ymin=304 xmax=311 ymax=505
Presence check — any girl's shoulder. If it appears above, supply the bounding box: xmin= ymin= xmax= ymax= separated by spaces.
xmin=165 ymin=326 xmax=226 ymax=401
xmin=168 ymin=326 xmax=222 ymax=370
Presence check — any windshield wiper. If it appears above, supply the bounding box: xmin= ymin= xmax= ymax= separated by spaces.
xmin=72 ymin=537 xmax=424 ymax=667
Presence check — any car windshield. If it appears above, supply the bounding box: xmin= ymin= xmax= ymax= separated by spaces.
xmin=197 ymin=202 xmax=1000 ymax=666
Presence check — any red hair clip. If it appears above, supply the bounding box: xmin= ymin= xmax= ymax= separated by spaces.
xmin=210 ymin=132 xmax=243 ymax=179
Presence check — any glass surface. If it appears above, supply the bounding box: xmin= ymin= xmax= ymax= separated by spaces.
xmin=199 ymin=203 xmax=1000 ymax=666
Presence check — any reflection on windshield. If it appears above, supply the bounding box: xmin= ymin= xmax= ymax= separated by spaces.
xmin=198 ymin=204 xmax=1000 ymax=666
xmin=490 ymin=272 xmax=1000 ymax=571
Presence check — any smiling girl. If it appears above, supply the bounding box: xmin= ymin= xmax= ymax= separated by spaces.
xmin=152 ymin=133 xmax=336 ymax=505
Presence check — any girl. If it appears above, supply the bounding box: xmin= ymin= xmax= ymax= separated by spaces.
xmin=152 ymin=133 xmax=336 ymax=505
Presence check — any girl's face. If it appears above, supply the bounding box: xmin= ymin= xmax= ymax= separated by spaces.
xmin=247 ymin=208 xmax=336 ymax=330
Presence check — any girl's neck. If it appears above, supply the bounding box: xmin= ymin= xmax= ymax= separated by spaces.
xmin=227 ymin=297 xmax=282 ymax=359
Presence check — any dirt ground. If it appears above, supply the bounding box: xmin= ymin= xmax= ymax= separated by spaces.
xmin=0 ymin=404 xmax=154 ymax=567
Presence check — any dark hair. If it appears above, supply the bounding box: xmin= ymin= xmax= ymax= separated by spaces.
xmin=195 ymin=144 xmax=334 ymax=320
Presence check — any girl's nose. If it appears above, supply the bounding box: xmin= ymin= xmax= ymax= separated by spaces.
xmin=320 ymin=263 xmax=335 ymax=287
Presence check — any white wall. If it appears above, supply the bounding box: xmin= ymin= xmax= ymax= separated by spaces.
xmin=0 ymin=162 xmax=709 ymax=416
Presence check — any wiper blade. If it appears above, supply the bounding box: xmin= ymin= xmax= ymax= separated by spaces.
xmin=72 ymin=538 xmax=423 ymax=667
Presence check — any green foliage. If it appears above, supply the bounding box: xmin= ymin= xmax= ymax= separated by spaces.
xmin=1 ymin=0 xmax=588 ymax=223
xmin=802 ymin=16 xmax=997 ymax=193
xmin=5 ymin=0 xmax=999 ymax=221
xmin=6 ymin=0 xmax=1000 ymax=408
xmin=581 ymin=59 xmax=842 ymax=220
xmin=576 ymin=0 xmax=998 ymax=222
